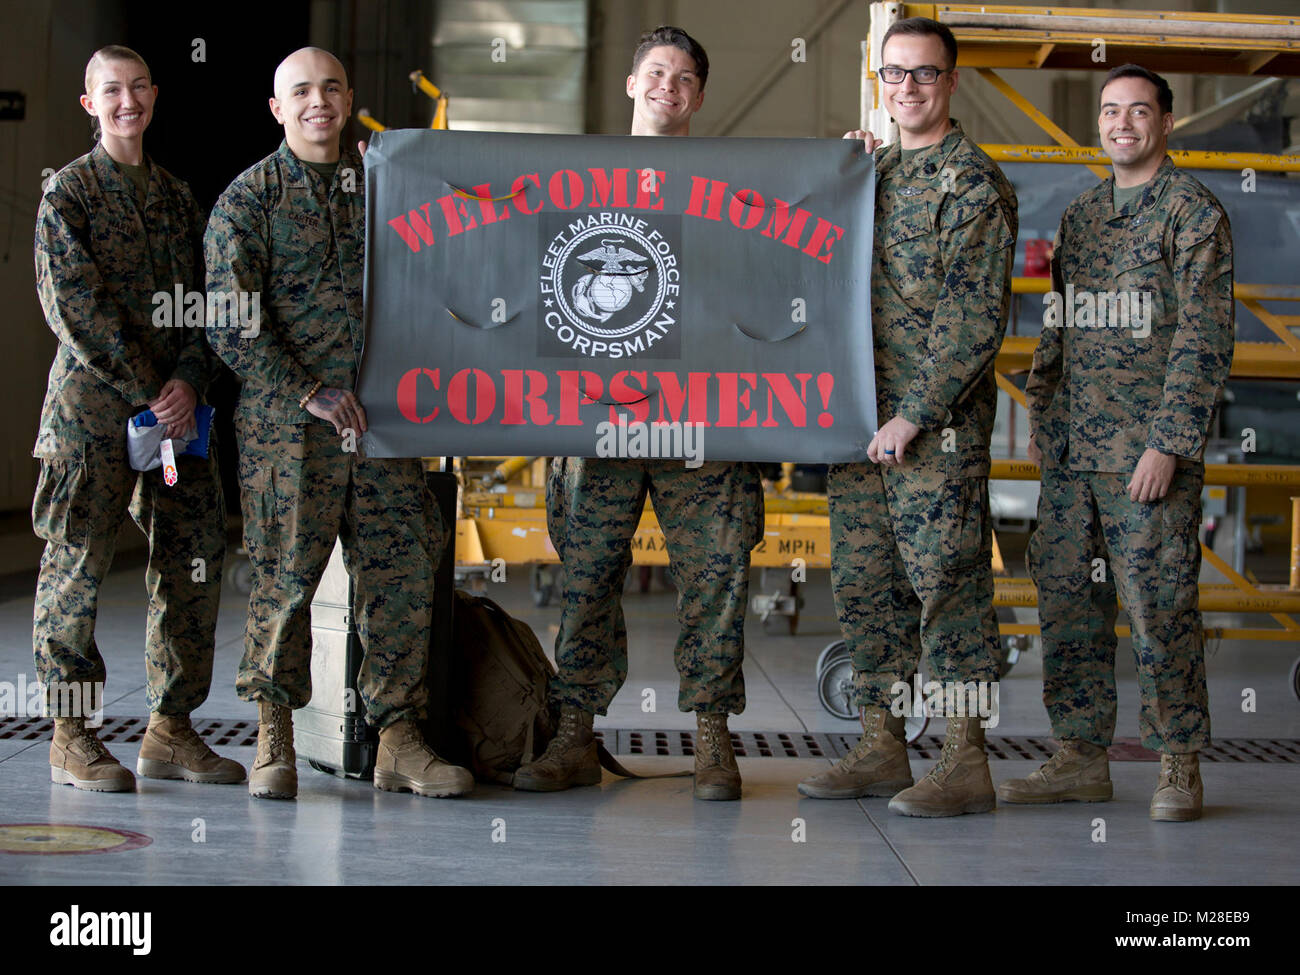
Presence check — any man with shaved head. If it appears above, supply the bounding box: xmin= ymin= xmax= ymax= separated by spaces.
xmin=205 ymin=47 xmax=472 ymax=800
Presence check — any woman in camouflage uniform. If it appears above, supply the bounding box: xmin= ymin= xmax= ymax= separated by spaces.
xmin=33 ymin=46 xmax=241 ymax=792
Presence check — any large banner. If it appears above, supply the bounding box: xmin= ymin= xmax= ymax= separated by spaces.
xmin=358 ymin=129 xmax=876 ymax=462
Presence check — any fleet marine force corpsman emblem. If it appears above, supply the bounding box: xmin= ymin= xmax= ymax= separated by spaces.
xmin=539 ymin=212 xmax=681 ymax=359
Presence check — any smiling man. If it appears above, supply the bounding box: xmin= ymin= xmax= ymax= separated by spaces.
xmin=515 ymin=27 xmax=765 ymax=802
xmin=1002 ymin=65 xmax=1234 ymax=821
xmin=625 ymin=34 xmax=705 ymax=136
xmin=204 ymin=47 xmax=471 ymax=800
xmin=797 ymin=17 xmax=1018 ymax=817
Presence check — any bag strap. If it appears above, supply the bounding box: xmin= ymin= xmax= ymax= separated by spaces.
xmin=597 ymin=742 xmax=692 ymax=779
xmin=522 ymin=712 xmax=537 ymax=767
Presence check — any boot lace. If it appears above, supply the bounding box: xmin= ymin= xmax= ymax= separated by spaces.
xmin=384 ymin=721 xmax=422 ymax=748
xmin=533 ymin=709 xmax=588 ymax=767
xmin=696 ymin=715 xmax=731 ymax=766
xmin=925 ymin=722 xmax=965 ymax=781
xmin=840 ymin=711 xmax=883 ymax=767
xmin=73 ymin=726 xmax=111 ymax=764
xmin=554 ymin=709 xmax=587 ymax=747
xmin=169 ymin=720 xmax=218 ymax=760
xmin=262 ymin=706 xmax=291 ymax=757
xmin=1165 ymin=754 xmax=1193 ymax=790
xmin=1040 ymin=741 xmax=1082 ymax=777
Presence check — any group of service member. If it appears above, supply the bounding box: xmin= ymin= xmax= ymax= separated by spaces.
xmin=32 ymin=19 xmax=1232 ymax=822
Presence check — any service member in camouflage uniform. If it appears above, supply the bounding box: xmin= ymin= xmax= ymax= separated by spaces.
xmin=797 ymin=19 xmax=1017 ymax=817
xmin=515 ymin=27 xmax=764 ymax=801
xmin=33 ymin=46 xmax=243 ymax=792
xmin=205 ymin=47 xmax=471 ymax=800
xmin=999 ymin=65 xmax=1234 ymax=822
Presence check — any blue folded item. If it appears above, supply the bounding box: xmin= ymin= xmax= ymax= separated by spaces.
xmin=126 ymin=405 xmax=215 ymax=472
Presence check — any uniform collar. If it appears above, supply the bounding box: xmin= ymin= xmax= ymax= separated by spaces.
xmin=277 ymin=140 xmax=310 ymax=188
xmin=1106 ymin=154 xmax=1175 ymax=223
xmin=277 ymin=139 xmax=362 ymax=193
xmin=89 ymin=140 xmax=156 ymax=203
xmin=877 ymin=119 xmax=965 ymax=181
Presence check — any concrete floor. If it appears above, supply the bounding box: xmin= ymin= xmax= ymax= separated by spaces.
xmin=1 ymin=553 xmax=1297 ymax=886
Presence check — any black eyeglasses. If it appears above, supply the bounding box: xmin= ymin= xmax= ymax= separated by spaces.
xmin=879 ymin=66 xmax=950 ymax=85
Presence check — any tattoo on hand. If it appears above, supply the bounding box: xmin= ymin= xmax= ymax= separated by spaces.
xmin=313 ymin=388 xmax=345 ymax=410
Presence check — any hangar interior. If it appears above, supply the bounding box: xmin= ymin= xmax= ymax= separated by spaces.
xmin=0 ymin=0 xmax=1297 ymax=885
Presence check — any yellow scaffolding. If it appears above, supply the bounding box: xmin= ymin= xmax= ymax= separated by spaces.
xmin=357 ymin=70 xmax=449 ymax=133
xmin=870 ymin=3 xmax=1300 ymax=78
xmin=455 ymin=5 xmax=1300 ymax=640
xmin=858 ymin=2 xmax=1300 ymax=643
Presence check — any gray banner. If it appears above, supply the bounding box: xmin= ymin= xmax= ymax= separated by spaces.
xmin=358 ymin=129 xmax=876 ymax=462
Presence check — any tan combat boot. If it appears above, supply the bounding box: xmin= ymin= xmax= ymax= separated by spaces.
xmin=888 ymin=716 xmax=995 ymax=817
xmin=797 ymin=706 xmax=913 ymax=799
xmin=50 ymin=717 xmax=135 ymax=792
xmin=1150 ymin=752 xmax=1202 ymax=822
xmin=137 ymin=713 xmax=246 ymax=784
xmin=249 ymin=700 xmax=297 ymax=800
xmin=373 ymin=720 xmax=474 ymax=797
xmin=513 ymin=705 xmax=601 ymax=792
xmin=694 ymin=712 xmax=741 ymax=801
xmin=997 ymin=739 xmax=1112 ymax=804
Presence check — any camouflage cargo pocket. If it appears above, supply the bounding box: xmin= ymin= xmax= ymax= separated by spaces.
xmin=269 ymin=211 xmax=329 ymax=297
xmin=1025 ymin=467 xmax=1060 ymax=585
xmin=1157 ymin=474 xmax=1203 ymax=613
xmin=1114 ymin=239 xmax=1169 ymax=324
xmin=944 ymin=476 xmax=993 ymax=572
xmin=31 ymin=448 xmax=90 ymax=547
xmin=238 ymin=466 xmax=281 ymax=578
xmin=883 ymin=238 xmax=942 ymax=309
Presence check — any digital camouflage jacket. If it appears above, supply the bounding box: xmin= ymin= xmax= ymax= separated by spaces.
xmin=34 ymin=142 xmax=211 ymax=453
xmin=1027 ymin=155 xmax=1234 ymax=472
xmin=871 ymin=120 xmax=1019 ymax=476
xmin=204 ymin=141 xmax=365 ymax=424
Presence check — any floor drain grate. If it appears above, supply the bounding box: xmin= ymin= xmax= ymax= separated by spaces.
xmin=3 ymin=719 xmax=1296 ymax=763
xmin=1201 ymin=739 xmax=1300 ymax=763
xmin=194 ymin=720 xmax=260 ymax=748
xmin=0 ymin=717 xmax=259 ymax=748
xmin=602 ymin=730 xmax=831 ymax=758
xmin=805 ymin=733 xmax=1300 ymax=763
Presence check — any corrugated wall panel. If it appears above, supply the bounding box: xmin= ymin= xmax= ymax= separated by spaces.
xmin=433 ymin=0 xmax=587 ymax=134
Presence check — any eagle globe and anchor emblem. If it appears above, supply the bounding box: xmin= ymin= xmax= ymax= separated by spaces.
xmin=541 ymin=217 xmax=677 ymax=356
xmin=572 ymin=240 xmax=650 ymax=322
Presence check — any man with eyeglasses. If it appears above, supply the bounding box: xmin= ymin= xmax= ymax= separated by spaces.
xmin=798 ymin=17 xmax=1018 ymax=817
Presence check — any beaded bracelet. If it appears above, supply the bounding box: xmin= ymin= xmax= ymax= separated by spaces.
xmin=299 ymin=380 xmax=323 ymax=410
